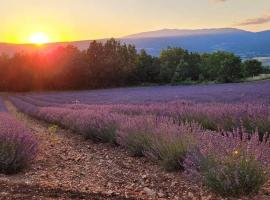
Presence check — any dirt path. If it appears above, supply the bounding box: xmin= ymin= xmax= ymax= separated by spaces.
xmin=1 ymin=100 xmax=268 ymax=200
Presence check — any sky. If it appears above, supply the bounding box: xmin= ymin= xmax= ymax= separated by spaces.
xmin=1 ymin=0 xmax=270 ymax=43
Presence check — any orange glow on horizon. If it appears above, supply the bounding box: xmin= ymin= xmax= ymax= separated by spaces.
xmin=2 ymin=20 xmax=75 ymax=44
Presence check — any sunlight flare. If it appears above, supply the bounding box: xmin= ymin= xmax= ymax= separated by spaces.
xmin=28 ymin=32 xmax=49 ymax=45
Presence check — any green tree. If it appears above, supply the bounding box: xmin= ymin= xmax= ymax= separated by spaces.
xmin=136 ymin=50 xmax=160 ymax=83
xmin=201 ymin=51 xmax=242 ymax=83
xmin=171 ymin=53 xmax=201 ymax=83
xmin=218 ymin=54 xmax=242 ymax=83
xmin=159 ymin=47 xmax=188 ymax=82
xmin=242 ymin=59 xmax=263 ymax=77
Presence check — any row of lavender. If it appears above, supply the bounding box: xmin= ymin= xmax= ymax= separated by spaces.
xmin=15 ymin=95 xmax=270 ymax=138
xmin=0 ymin=97 xmax=37 ymax=174
xmin=16 ymin=80 xmax=270 ymax=105
xmin=10 ymin=96 xmax=270 ymax=197
xmin=0 ymin=97 xmax=8 ymax=112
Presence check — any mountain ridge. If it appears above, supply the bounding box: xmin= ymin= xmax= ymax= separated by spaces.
xmin=123 ymin=28 xmax=251 ymax=39
xmin=1 ymin=28 xmax=270 ymax=59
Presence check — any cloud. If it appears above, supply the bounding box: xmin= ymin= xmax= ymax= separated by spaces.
xmin=236 ymin=12 xmax=270 ymax=26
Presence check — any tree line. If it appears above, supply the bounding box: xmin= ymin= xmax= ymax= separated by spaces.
xmin=0 ymin=38 xmax=268 ymax=91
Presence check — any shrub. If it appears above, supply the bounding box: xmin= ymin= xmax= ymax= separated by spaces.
xmin=181 ymin=111 xmax=217 ymax=131
xmin=200 ymin=151 xmax=266 ymax=197
xmin=79 ymin=111 xmax=119 ymax=144
xmin=146 ymin=122 xmax=197 ymax=171
xmin=39 ymin=107 xmax=72 ymax=125
xmin=0 ymin=113 xmax=38 ymax=174
xmin=184 ymin=129 xmax=270 ymax=197
xmin=117 ymin=116 xmax=155 ymax=157
xmin=117 ymin=116 xmax=198 ymax=171
xmin=83 ymin=122 xmax=117 ymax=144
xmin=122 ymin=131 xmax=151 ymax=157
xmin=149 ymin=136 xmax=191 ymax=171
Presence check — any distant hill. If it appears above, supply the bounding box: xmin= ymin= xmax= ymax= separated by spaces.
xmin=1 ymin=28 xmax=270 ymax=60
xmin=121 ymin=28 xmax=270 ymax=58
xmin=124 ymin=28 xmax=249 ymax=38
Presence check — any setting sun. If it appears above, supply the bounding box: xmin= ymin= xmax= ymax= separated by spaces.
xmin=29 ymin=32 xmax=49 ymax=45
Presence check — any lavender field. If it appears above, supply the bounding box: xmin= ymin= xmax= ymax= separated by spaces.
xmin=3 ymin=80 xmax=270 ymax=198
xmin=18 ymin=80 xmax=270 ymax=105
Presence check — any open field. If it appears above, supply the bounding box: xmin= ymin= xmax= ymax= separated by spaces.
xmin=1 ymin=80 xmax=270 ymax=199
xmin=17 ymin=80 xmax=270 ymax=104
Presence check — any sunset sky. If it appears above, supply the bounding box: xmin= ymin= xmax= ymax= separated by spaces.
xmin=1 ymin=0 xmax=270 ymax=44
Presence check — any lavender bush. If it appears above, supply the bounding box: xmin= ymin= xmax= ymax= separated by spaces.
xmin=184 ymin=129 xmax=270 ymax=196
xmin=76 ymin=111 xmax=119 ymax=144
xmin=117 ymin=116 xmax=157 ymax=157
xmin=0 ymin=97 xmax=8 ymax=112
xmin=117 ymin=115 xmax=199 ymax=170
xmin=0 ymin=113 xmax=38 ymax=174
xmin=200 ymin=153 xmax=266 ymax=197
xmin=146 ymin=122 xmax=198 ymax=171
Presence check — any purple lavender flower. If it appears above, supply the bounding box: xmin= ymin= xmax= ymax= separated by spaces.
xmin=0 ymin=113 xmax=38 ymax=174
xmin=0 ymin=97 xmax=8 ymax=112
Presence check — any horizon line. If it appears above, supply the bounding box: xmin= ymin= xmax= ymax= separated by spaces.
xmin=1 ymin=27 xmax=269 ymax=45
